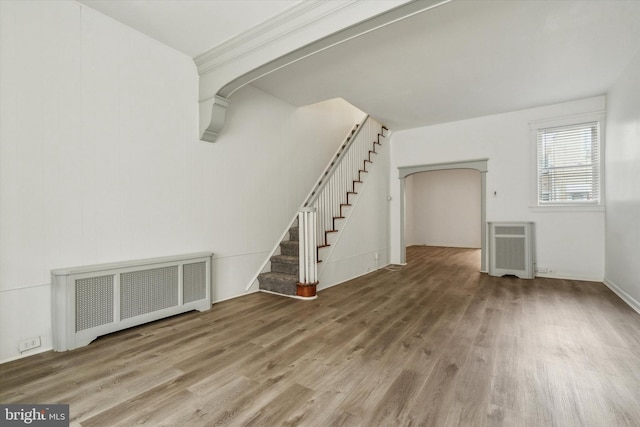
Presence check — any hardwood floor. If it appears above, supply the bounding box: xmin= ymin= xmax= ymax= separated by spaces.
xmin=2 ymin=246 xmax=640 ymax=426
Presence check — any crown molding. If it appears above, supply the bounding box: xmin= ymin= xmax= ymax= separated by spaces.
xmin=194 ymin=0 xmax=360 ymax=76
xmin=197 ymin=0 xmax=451 ymax=141
xmin=218 ymin=0 xmax=451 ymax=99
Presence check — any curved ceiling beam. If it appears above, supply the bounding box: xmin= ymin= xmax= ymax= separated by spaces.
xmin=196 ymin=0 xmax=451 ymax=142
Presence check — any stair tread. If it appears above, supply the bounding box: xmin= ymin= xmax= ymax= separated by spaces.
xmin=258 ymin=271 xmax=298 ymax=296
xmin=271 ymin=255 xmax=298 ymax=263
xmin=260 ymin=271 xmax=297 ymax=279
xmin=279 ymin=240 xmax=298 ymax=256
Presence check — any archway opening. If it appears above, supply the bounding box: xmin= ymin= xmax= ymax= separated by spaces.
xmin=398 ymin=159 xmax=488 ymax=271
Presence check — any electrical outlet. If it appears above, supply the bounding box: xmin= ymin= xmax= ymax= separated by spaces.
xmin=19 ymin=336 xmax=41 ymax=353
xmin=536 ymin=267 xmax=549 ymax=273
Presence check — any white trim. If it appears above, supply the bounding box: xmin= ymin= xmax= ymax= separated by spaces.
xmin=258 ymin=289 xmax=317 ymax=301
xmin=319 ymin=247 xmax=388 ymax=278
xmin=0 ymin=282 xmax=50 ymax=293
xmin=398 ymin=158 xmax=489 ymax=178
xmin=196 ymin=0 xmax=450 ymax=141
xmin=318 ymin=263 xmax=391 ymax=292
xmin=51 ymin=252 xmax=213 ymax=276
xmin=212 ymin=289 xmax=259 ymax=305
xmin=603 ymin=279 xmax=640 ymax=316
xmin=218 ymin=0 xmax=451 ymax=99
xmin=195 ymin=0 xmax=359 ymax=74
xmin=535 ymin=272 xmax=603 ymax=282
xmin=529 ymin=111 xmax=606 ymax=128
xmin=529 ymin=111 xmax=606 ymax=209
xmin=529 ymin=205 xmax=605 ymax=213
xmin=397 ymin=159 xmax=488 ymax=271
xmin=1 ymin=346 xmax=53 ymax=365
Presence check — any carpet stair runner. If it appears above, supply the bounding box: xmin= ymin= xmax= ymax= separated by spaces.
xmin=258 ymin=225 xmax=299 ymax=295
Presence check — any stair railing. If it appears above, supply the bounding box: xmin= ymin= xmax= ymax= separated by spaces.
xmin=297 ymin=207 xmax=318 ymax=288
xmin=304 ymin=116 xmax=379 ymax=248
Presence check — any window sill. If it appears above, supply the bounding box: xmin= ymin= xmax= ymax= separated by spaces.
xmin=529 ymin=205 xmax=605 ymax=213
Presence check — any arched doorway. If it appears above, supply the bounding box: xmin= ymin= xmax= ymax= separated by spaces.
xmin=398 ymin=159 xmax=488 ymax=271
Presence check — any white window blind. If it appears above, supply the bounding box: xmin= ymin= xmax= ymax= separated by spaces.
xmin=536 ymin=121 xmax=600 ymax=204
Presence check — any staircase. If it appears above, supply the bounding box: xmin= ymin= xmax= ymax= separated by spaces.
xmin=315 ymin=127 xmax=386 ymax=259
xmin=258 ymin=223 xmax=299 ymax=296
xmin=255 ymin=116 xmax=386 ymax=298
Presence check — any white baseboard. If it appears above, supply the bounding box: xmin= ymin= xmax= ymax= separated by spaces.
xmin=603 ymin=279 xmax=640 ymax=316
xmin=535 ymin=272 xmax=603 ymax=282
xmin=318 ymin=262 xmax=391 ymax=292
xmin=258 ymin=289 xmax=317 ymax=301
xmin=212 ymin=289 xmax=259 ymax=304
xmin=1 ymin=346 xmax=53 ymax=365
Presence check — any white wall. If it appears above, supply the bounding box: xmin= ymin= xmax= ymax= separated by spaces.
xmin=1 ymin=0 xmax=200 ymax=363
xmin=406 ymin=169 xmax=481 ymax=248
xmin=604 ymin=50 xmax=640 ymax=313
xmin=390 ymin=97 xmax=606 ymax=281
xmin=0 ymin=0 xmax=364 ymax=363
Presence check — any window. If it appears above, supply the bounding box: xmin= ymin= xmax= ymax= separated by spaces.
xmin=531 ymin=114 xmax=604 ymax=207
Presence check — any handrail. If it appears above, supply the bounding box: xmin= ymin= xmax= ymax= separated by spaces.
xmin=308 ymin=116 xmax=381 ymax=248
xmin=305 ymin=115 xmax=369 ymax=207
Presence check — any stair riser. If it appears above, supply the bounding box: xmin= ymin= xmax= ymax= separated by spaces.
xmin=280 ymin=241 xmax=298 ymax=256
xmin=258 ymin=275 xmax=297 ymax=296
xmin=289 ymin=227 xmax=299 ymax=241
xmin=271 ymin=261 xmax=298 ymax=276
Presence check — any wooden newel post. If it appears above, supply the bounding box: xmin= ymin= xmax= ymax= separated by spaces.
xmin=297 ymin=207 xmax=318 ymax=298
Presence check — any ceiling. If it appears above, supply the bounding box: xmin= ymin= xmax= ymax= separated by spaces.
xmin=77 ymin=0 xmax=302 ymax=58
xmin=78 ymin=0 xmax=640 ymax=131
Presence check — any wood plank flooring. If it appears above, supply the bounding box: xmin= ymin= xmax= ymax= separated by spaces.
xmin=2 ymin=246 xmax=640 ymax=426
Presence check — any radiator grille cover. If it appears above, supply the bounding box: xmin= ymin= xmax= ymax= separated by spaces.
xmin=495 ymin=237 xmax=526 ymax=270
xmin=183 ymin=262 xmax=207 ymax=304
xmin=494 ymin=226 xmax=525 ymax=235
xmin=52 ymin=252 xmax=212 ymax=351
xmin=489 ymin=222 xmax=535 ymax=279
xmin=76 ymin=275 xmax=114 ymax=332
xmin=120 ymin=266 xmax=179 ymax=320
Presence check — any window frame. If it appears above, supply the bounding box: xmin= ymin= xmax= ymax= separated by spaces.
xmin=529 ymin=112 xmax=605 ymax=212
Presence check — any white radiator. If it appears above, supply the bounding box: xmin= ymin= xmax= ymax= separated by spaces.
xmin=488 ymin=222 xmax=535 ymax=279
xmin=52 ymin=252 xmax=212 ymax=351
